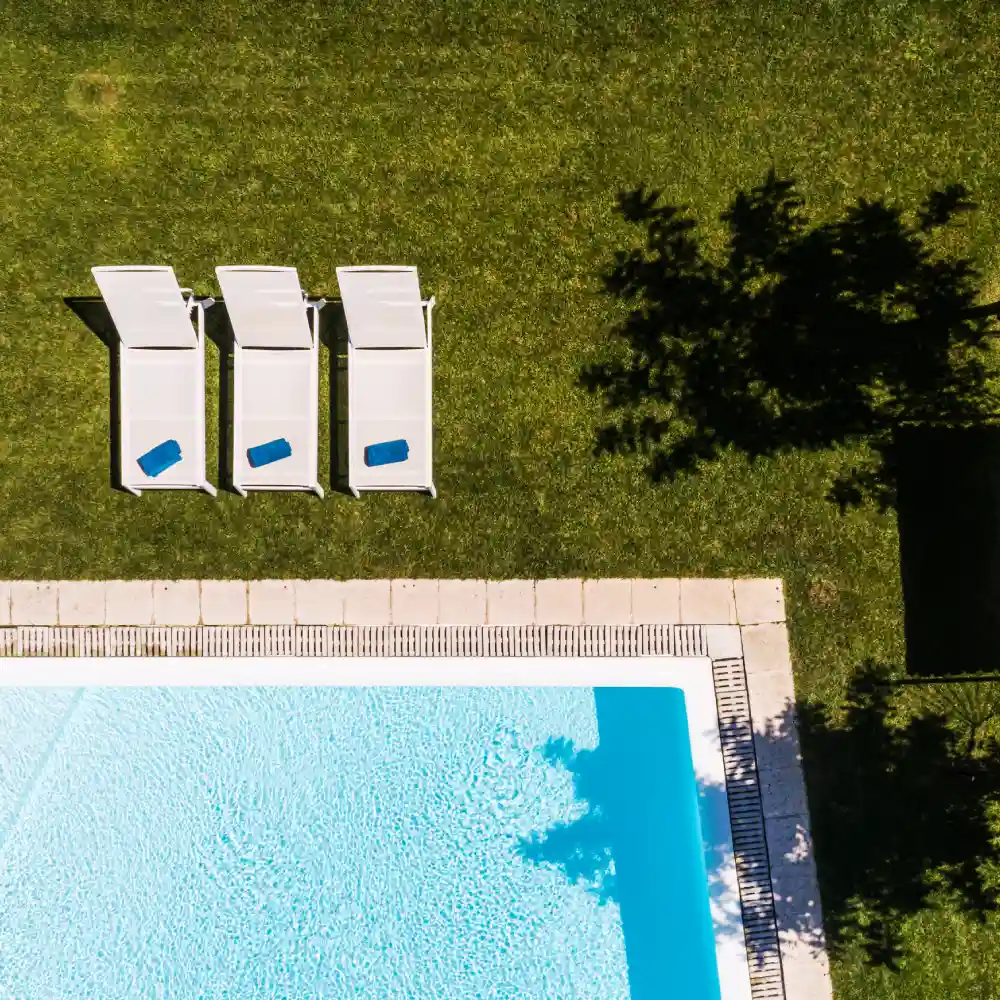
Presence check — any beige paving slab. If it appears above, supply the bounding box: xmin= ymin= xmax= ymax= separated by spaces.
xmin=294 ymin=580 xmax=345 ymax=625
xmin=391 ymin=579 xmax=440 ymax=625
xmin=582 ymin=578 xmax=631 ymax=624
xmin=58 ymin=581 xmax=106 ymax=625
xmin=486 ymin=580 xmax=534 ymax=625
xmin=764 ymin=815 xmax=816 ymax=871
xmin=249 ymin=580 xmax=296 ymax=625
xmin=0 ymin=581 xmax=9 ymax=626
xmin=152 ymin=580 xmax=200 ymax=626
xmin=773 ymin=884 xmax=831 ymax=999
xmin=745 ymin=671 xmax=799 ymax=763
xmin=343 ymin=580 xmax=391 ymax=625
xmin=679 ymin=578 xmax=737 ymax=624
xmin=631 ymin=578 xmax=681 ymax=623
xmin=201 ymin=580 xmax=248 ymax=625
xmin=735 ymin=577 xmax=785 ymax=624
xmin=741 ymin=622 xmax=794 ymax=678
xmin=106 ymin=580 xmax=154 ymax=625
xmin=757 ymin=764 xmax=811 ymax=820
xmin=10 ymin=581 xmax=58 ymax=626
xmin=705 ymin=624 xmax=743 ymax=661
xmin=773 ymin=877 xmax=831 ymax=990
xmin=771 ymin=873 xmax=825 ymax=916
xmin=779 ymin=939 xmax=832 ymax=1000
xmin=534 ymin=579 xmax=583 ymax=625
xmin=753 ymin=720 xmax=802 ymax=775
xmin=438 ymin=579 xmax=487 ymax=625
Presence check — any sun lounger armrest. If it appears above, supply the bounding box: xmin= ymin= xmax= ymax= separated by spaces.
xmin=180 ymin=290 xmax=215 ymax=314
xmin=304 ymin=297 xmax=325 ymax=346
xmin=422 ymin=296 xmax=435 ymax=347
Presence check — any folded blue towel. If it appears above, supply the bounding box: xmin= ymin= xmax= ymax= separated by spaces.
xmin=365 ymin=439 xmax=409 ymax=467
xmin=137 ymin=439 xmax=182 ymax=477
xmin=247 ymin=437 xmax=292 ymax=468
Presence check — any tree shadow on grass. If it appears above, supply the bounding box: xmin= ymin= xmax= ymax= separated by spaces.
xmin=63 ymin=296 xmax=126 ymax=492
xmin=774 ymin=660 xmax=1000 ymax=970
xmin=581 ymin=172 xmax=1000 ymax=677
xmin=582 ymin=171 xmax=1000 ymax=513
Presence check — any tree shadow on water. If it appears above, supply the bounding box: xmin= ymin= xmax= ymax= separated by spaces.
xmin=519 ymin=670 xmax=1000 ymax=981
xmin=516 ymin=688 xmax=739 ymax=999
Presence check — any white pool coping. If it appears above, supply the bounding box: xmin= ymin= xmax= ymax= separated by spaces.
xmin=0 ymin=653 xmax=705 ymax=686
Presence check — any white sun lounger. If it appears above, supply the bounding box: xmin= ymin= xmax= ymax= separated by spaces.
xmin=215 ymin=265 xmax=324 ymax=498
xmin=91 ymin=265 xmax=216 ymax=497
xmin=335 ymin=266 xmax=436 ymax=498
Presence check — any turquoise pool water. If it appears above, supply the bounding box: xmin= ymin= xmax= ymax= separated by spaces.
xmin=0 ymin=687 xmax=721 ymax=999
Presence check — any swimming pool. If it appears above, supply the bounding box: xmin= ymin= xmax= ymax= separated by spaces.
xmin=0 ymin=659 xmax=749 ymax=1000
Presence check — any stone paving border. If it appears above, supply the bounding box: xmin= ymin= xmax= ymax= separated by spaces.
xmin=740 ymin=620 xmax=831 ymax=1000
xmin=0 ymin=578 xmax=785 ymax=627
xmin=0 ymin=577 xmax=829 ymax=1000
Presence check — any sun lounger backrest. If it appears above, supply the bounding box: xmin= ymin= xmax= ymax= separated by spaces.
xmin=336 ymin=266 xmax=427 ymax=349
xmin=92 ymin=265 xmax=197 ymax=349
xmin=216 ymin=265 xmax=313 ymax=349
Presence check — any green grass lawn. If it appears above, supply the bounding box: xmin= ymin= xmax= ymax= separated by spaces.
xmin=3 ymin=0 xmax=1000 ymax=994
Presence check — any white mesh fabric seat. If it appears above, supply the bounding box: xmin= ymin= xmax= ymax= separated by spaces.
xmin=336 ymin=266 xmax=436 ymax=498
xmin=91 ymin=265 xmax=216 ymax=497
xmin=236 ymin=350 xmax=315 ymax=489
xmin=215 ymin=265 xmax=324 ymax=498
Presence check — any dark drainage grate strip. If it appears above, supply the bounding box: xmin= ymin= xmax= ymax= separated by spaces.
xmin=713 ymin=656 xmax=787 ymax=1000
xmin=0 ymin=625 xmax=708 ymax=657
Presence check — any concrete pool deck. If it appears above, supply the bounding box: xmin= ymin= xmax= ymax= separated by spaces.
xmin=0 ymin=577 xmax=831 ymax=1000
